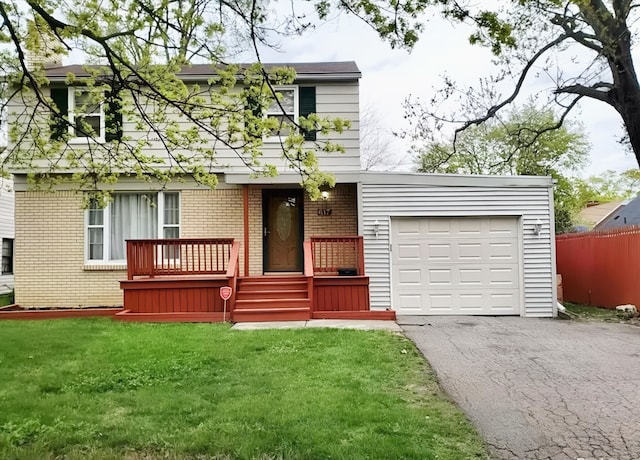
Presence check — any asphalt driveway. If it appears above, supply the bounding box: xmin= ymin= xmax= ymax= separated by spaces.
xmin=399 ymin=316 xmax=640 ymax=460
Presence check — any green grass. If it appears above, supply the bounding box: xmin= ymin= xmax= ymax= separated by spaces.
xmin=0 ymin=319 xmax=487 ymax=459
xmin=563 ymin=302 xmax=621 ymax=321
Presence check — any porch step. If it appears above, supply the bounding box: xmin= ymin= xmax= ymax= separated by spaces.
xmin=236 ymin=276 xmax=307 ymax=292
xmin=234 ymin=298 xmax=311 ymax=310
xmin=236 ymin=289 xmax=309 ymax=300
xmin=234 ymin=275 xmax=311 ymax=322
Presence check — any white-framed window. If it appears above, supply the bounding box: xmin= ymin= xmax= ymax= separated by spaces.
xmin=69 ymin=88 xmax=105 ymax=141
xmin=85 ymin=192 xmax=180 ymax=263
xmin=265 ymin=86 xmax=298 ymax=141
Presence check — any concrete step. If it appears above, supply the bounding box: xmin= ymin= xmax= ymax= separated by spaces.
xmin=232 ymin=307 xmax=311 ymax=322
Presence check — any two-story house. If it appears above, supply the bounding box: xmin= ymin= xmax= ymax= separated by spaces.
xmin=8 ymin=61 xmax=558 ymax=320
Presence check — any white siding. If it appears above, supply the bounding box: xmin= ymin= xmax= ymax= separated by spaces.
xmin=8 ymin=81 xmax=361 ymax=174
xmin=0 ymin=179 xmax=14 ymax=293
xmin=361 ymin=177 xmax=555 ymax=317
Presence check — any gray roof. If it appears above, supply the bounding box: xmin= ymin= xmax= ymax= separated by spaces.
xmin=44 ymin=61 xmax=361 ymax=82
xmin=596 ymin=195 xmax=640 ymax=230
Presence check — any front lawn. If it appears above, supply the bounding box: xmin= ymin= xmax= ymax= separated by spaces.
xmin=0 ymin=319 xmax=487 ymax=459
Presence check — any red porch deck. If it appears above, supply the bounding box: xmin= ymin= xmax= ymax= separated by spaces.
xmin=118 ymin=237 xmax=395 ymax=322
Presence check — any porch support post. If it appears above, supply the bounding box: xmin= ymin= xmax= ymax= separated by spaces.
xmin=243 ymin=184 xmax=249 ymax=277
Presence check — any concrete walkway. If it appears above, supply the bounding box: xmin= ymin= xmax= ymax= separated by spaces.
xmin=231 ymin=319 xmax=402 ymax=332
xmin=399 ymin=316 xmax=640 ymax=460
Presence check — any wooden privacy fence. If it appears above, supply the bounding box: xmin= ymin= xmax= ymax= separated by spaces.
xmin=556 ymin=226 xmax=640 ymax=308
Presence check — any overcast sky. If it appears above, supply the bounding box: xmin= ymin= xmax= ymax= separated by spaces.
xmin=253 ymin=11 xmax=639 ymax=177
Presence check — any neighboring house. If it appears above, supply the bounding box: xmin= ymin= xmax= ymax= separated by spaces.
xmin=0 ymin=178 xmax=14 ymax=295
xmin=594 ymin=195 xmax=640 ymax=230
xmin=7 ymin=61 xmax=557 ymax=318
xmin=576 ymin=200 xmax=627 ymax=231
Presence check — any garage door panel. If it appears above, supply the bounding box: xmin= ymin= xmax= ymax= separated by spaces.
xmin=458 ymin=242 xmax=483 ymax=260
xmin=392 ymin=216 xmax=521 ymax=315
xmin=489 ymin=266 xmax=518 ymax=286
xmin=396 ymin=218 xmax=420 ymax=235
xmin=397 ymin=268 xmax=421 ymax=285
xmin=459 ymin=293 xmax=484 ymax=311
xmin=397 ymin=243 xmax=421 ymax=261
xmin=458 ymin=218 xmax=482 ymax=234
xmin=488 ymin=217 xmax=518 ymax=235
xmin=489 ymin=293 xmax=518 ymax=310
xmin=426 ymin=243 xmax=451 ymax=260
xmin=459 ymin=268 xmax=483 ymax=285
xmin=428 ymin=268 xmax=452 ymax=285
xmin=429 ymin=294 xmax=454 ymax=311
xmin=425 ymin=219 xmax=452 ymax=235
xmin=488 ymin=241 xmax=517 ymax=260
xmin=397 ymin=294 xmax=422 ymax=310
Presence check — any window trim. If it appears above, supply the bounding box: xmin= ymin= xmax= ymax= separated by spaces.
xmin=84 ymin=192 xmax=181 ymax=265
xmin=68 ymin=88 xmax=106 ymax=143
xmin=264 ymin=85 xmax=299 ymax=143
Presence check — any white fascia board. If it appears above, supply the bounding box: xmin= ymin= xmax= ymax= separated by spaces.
xmin=11 ymin=173 xmax=239 ymax=192
xmin=360 ymin=171 xmax=554 ymax=188
xmin=223 ymin=172 xmax=362 ymax=185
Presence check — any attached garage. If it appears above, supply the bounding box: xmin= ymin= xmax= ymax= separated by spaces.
xmin=359 ymin=173 xmax=556 ymax=317
xmin=391 ymin=216 xmax=520 ymax=315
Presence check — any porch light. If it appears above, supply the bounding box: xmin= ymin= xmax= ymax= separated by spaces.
xmin=533 ymin=219 xmax=542 ymax=236
xmin=321 ymin=190 xmax=329 ymax=201
xmin=373 ymin=220 xmax=380 ymax=238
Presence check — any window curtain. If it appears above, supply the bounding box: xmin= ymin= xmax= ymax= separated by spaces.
xmin=110 ymin=194 xmax=158 ymax=260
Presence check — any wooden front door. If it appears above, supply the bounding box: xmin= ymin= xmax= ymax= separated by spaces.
xmin=263 ymin=189 xmax=304 ymax=272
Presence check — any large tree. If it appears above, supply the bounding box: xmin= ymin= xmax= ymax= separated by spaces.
xmin=414 ymin=105 xmax=590 ymax=233
xmin=404 ymin=1 xmax=640 ymax=170
xmin=0 ymin=0 xmax=427 ymax=199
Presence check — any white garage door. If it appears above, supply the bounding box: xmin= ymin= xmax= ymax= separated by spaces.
xmin=392 ymin=216 xmax=521 ymax=315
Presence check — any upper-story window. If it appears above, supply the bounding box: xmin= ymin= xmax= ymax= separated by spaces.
xmin=259 ymin=86 xmax=316 ymax=142
xmin=70 ymin=89 xmax=105 ymax=140
xmin=265 ymin=87 xmax=297 ymax=139
xmin=50 ymin=87 xmax=122 ymax=143
xmin=86 ymin=192 xmax=180 ymax=263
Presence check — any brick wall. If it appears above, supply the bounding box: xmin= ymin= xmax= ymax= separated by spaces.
xmin=15 ymin=191 xmax=125 ymax=307
xmin=248 ymin=188 xmax=263 ymax=276
xmin=304 ymin=183 xmax=358 ymax=238
xmin=181 ymin=189 xmax=245 ymax=274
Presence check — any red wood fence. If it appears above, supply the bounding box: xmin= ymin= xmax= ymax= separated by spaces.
xmin=556 ymin=226 xmax=640 ymax=308
xmin=310 ymin=236 xmax=365 ymax=275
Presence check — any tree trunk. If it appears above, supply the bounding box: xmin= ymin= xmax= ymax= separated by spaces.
xmin=605 ymin=22 xmax=640 ymax=168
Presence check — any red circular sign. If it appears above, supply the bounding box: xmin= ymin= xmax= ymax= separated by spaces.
xmin=220 ymin=286 xmax=232 ymax=301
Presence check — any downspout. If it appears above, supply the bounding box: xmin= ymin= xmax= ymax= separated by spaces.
xmin=243 ymin=185 xmax=249 ymax=277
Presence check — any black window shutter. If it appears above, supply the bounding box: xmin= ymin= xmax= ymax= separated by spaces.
xmin=50 ymin=87 xmax=68 ymax=140
xmin=105 ymin=89 xmax=123 ymax=142
xmin=299 ymin=86 xmax=316 ymax=141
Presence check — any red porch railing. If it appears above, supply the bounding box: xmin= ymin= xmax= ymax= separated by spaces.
xmin=126 ymin=238 xmax=236 ymax=280
xmin=306 ymin=236 xmax=378 ymax=315
xmin=310 ymin=236 xmax=365 ymax=275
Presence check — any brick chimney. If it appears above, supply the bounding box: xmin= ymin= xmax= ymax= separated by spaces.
xmin=25 ymin=19 xmax=64 ymax=70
